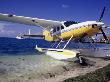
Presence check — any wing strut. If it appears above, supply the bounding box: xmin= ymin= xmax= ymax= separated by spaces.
xmin=56 ymin=40 xmax=63 ymax=48
xmin=63 ymin=35 xmax=73 ymax=49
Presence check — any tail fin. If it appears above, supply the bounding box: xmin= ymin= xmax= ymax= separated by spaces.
xmin=43 ymin=29 xmax=53 ymax=41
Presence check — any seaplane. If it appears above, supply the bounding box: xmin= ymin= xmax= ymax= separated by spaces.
xmin=0 ymin=7 xmax=109 ymax=63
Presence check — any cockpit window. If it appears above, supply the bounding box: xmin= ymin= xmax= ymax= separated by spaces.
xmin=64 ymin=21 xmax=78 ymax=27
xmin=53 ymin=26 xmax=64 ymax=33
xmin=61 ymin=26 xmax=64 ymax=30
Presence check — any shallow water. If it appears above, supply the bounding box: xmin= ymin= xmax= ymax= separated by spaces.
xmin=0 ymin=37 xmax=110 ymax=81
xmin=0 ymin=38 xmax=68 ymax=80
xmin=0 ymin=54 xmax=66 ymax=76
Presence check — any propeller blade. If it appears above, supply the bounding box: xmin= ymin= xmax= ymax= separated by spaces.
xmin=99 ymin=25 xmax=110 ymax=30
xmin=99 ymin=7 xmax=106 ymax=22
xmin=104 ymin=26 xmax=110 ymax=29
xmin=99 ymin=27 xmax=108 ymax=41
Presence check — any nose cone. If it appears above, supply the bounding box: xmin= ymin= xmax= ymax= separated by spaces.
xmin=97 ymin=22 xmax=104 ymax=26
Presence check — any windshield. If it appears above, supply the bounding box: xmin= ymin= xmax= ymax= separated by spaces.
xmin=64 ymin=21 xmax=78 ymax=27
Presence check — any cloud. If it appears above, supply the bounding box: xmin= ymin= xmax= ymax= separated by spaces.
xmin=61 ymin=4 xmax=69 ymax=8
xmin=0 ymin=23 xmax=15 ymax=36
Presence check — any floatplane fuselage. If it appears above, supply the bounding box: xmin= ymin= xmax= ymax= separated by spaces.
xmin=43 ymin=21 xmax=103 ymax=42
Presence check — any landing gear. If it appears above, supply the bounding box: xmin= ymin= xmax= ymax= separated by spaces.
xmin=52 ymin=35 xmax=73 ymax=49
xmin=56 ymin=40 xmax=63 ymax=48
xmin=63 ymin=35 xmax=73 ymax=49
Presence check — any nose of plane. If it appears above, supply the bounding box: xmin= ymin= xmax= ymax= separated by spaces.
xmin=97 ymin=22 xmax=104 ymax=26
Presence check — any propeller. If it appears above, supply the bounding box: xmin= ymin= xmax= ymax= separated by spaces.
xmin=99 ymin=27 xmax=108 ymax=41
xmin=98 ymin=7 xmax=108 ymax=41
xmin=98 ymin=7 xmax=106 ymax=22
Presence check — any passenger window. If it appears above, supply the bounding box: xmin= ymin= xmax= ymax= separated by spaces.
xmin=92 ymin=25 xmax=95 ymax=28
xmin=53 ymin=28 xmax=56 ymax=33
xmin=61 ymin=26 xmax=64 ymax=30
xmin=57 ymin=27 xmax=60 ymax=31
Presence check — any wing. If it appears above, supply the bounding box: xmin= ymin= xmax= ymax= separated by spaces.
xmin=0 ymin=13 xmax=62 ymax=28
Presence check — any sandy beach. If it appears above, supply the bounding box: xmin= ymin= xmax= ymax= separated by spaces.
xmin=42 ymin=57 xmax=110 ymax=82
xmin=0 ymin=48 xmax=110 ymax=82
xmin=0 ymin=54 xmax=110 ymax=82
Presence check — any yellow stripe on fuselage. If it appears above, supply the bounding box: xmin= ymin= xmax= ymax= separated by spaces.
xmin=60 ymin=25 xmax=100 ymax=40
xmin=43 ymin=25 xmax=100 ymax=41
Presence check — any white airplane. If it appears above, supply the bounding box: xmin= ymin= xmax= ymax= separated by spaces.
xmin=0 ymin=7 xmax=108 ymax=42
xmin=0 ymin=7 xmax=109 ymax=62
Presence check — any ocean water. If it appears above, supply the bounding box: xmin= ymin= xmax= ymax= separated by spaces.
xmin=0 ymin=37 xmax=51 ymax=55
xmin=0 ymin=37 xmax=110 ymax=57
xmin=0 ymin=37 xmax=110 ymax=54
xmin=0 ymin=37 xmax=68 ymax=80
xmin=0 ymin=37 xmax=110 ymax=81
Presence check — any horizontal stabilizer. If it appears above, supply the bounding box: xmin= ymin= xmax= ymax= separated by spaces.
xmin=23 ymin=34 xmax=44 ymax=38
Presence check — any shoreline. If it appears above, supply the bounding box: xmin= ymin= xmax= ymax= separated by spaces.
xmin=64 ymin=61 xmax=110 ymax=82
xmin=42 ymin=57 xmax=110 ymax=82
xmin=0 ymin=57 xmax=110 ymax=82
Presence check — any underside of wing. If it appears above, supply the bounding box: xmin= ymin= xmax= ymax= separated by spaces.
xmin=0 ymin=13 xmax=62 ymax=28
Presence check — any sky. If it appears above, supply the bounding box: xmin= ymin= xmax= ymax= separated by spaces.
xmin=0 ymin=0 xmax=110 ymax=37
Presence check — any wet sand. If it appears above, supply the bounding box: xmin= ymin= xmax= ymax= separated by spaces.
xmin=0 ymin=49 xmax=110 ymax=82
xmin=39 ymin=57 xmax=110 ymax=82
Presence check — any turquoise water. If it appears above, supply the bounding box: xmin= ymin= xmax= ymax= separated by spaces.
xmin=0 ymin=37 xmax=67 ymax=79
xmin=0 ymin=37 xmax=110 ymax=81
